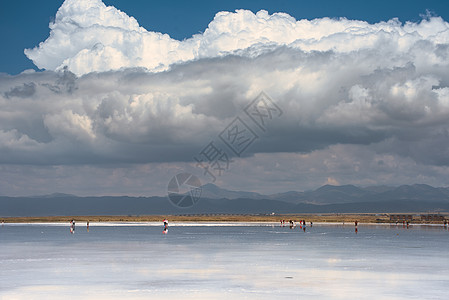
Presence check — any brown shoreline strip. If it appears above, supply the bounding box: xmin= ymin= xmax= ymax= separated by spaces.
xmin=1 ymin=213 xmax=448 ymax=224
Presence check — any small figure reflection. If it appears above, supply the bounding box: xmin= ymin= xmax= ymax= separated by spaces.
xmin=70 ymin=219 xmax=75 ymax=234
xmin=163 ymin=218 xmax=168 ymax=234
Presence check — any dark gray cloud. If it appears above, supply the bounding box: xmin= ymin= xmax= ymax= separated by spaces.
xmin=4 ymin=82 xmax=36 ymax=98
xmin=2 ymin=40 xmax=449 ymax=168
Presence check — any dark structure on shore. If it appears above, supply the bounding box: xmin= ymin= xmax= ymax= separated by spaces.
xmin=389 ymin=214 xmax=446 ymax=222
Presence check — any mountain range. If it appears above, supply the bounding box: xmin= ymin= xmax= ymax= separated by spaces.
xmin=1 ymin=184 xmax=449 ymax=217
xmin=201 ymin=183 xmax=449 ymax=204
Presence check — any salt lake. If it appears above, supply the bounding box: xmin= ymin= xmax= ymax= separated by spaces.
xmin=1 ymin=222 xmax=448 ymax=299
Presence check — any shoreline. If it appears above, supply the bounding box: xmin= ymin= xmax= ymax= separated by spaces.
xmin=1 ymin=213 xmax=447 ymax=224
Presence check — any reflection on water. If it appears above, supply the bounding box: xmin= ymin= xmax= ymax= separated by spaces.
xmin=0 ymin=223 xmax=448 ymax=299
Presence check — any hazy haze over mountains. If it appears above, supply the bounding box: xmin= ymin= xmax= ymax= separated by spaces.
xmin=1 ymin=183 xmax=449 ymax=217
xmin=201 ymin=183 xmax=449 ymax=204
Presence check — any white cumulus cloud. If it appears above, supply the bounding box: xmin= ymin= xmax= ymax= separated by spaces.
xmin=25 ymin=0 xmax=449 ymax=76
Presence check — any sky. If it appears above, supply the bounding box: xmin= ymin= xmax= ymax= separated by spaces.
xmin=1 ymin=0 xmax=449 ymax=197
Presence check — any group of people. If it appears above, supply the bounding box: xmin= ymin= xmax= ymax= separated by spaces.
xmin=280 ymin=219 xmax=312 ymax=231
xmin=69 ymin=220 xmax=89 ymax=233
xmin=394 ymin=220 xmax=411 ymax=228
xmin=280 ymin=219 xmax=360 ymax=234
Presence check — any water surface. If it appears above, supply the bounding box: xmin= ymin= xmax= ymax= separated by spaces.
xmin=1 ymin=223 xmax=448 ymax=299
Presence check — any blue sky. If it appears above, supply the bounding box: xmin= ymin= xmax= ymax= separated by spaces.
xmin=1 ymin=0 xmax=448 ymax=74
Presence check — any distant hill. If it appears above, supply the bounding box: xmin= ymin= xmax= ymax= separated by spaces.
xmin=202 ymin=183 xmax=449 ymax=205
xmin=1 ymin=184 xmax=449 ymax=217
xmin=300 ymin=184 xmax=373 ymax=204
xmin=29 ymin=193 xmax=78 ymax=198
xmin=200 ymin=183 xmax=266 ymax=200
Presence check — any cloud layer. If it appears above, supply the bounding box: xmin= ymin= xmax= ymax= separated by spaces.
xmin=1 ymin=0 xmax=449 ymax=194
xmin=25 ymin=0 xmax=449 ymax=76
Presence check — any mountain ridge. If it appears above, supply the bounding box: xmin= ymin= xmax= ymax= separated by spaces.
xmin=200 ymin=183 xmax=449 ymax=204
xmin=1 ymin=183 xmax=449 ymax=217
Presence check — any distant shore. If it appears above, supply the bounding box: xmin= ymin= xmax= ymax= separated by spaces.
xmin=1 ymin=213 xmax=448 ymax=224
